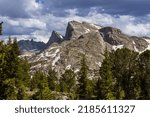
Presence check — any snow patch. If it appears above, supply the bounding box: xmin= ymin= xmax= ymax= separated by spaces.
xmin=59 ymin=34 xmax=64 ymax=39
xmin=48 ymin=46 xmax=58 ymax=51
xmin=112 ymin=45 xmax=124 ymax=51
xmin=133 ymin=41 xmax=139 ymax=52
xmin=85 ymin=28 xmax=90 ymax=34
xmin=52 ymin=54 xmax=60 ymax=66
xmin=95 ymin=62 xmax=102 ymax=67
xmin=144 ymin=39 xmax=150 ymax=51
xmin=31 ymin=63 xmax=41 ymax=69
xmin=45 ymin=49 xmax=60 ymax=58
xmin=54 ymin=49 xmax=60 ymax=54
xmin=40 ymin=53 xmax=44 ymax=58
xmin=90 ymin=23 xmax=102 ymax=29
xmin=66 ymin=65 xmax=71 ymax=70
xmin=74 ymin=69 xmax=79 ymax=73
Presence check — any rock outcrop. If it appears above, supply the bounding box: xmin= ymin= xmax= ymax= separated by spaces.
xmin=65 ymin=21 xmax=102 ymax=40
xmin=18 ymin=39 xmax=46 ymax=54
xmin=46 ymin=31 xmax=64 ymax=47
xmin=99 ymin=27 xmax=148 ymax=51
xmin=24 ymin=21 xmax=150 ymax=75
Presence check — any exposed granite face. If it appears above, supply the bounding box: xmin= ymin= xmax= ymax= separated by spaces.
xmin=99 ymin=27 xmax=149 ymax=51
xmin=22 ymin=21 xmax=150 ymax=76
xmin=46 ymin=31 xmax=64 ymax=47
xmin=18 ymin=39 xmax=46 ymax=53
xmin=65 ymin=21 xmax=102 ymax=40
xmin=28 ymin=31 xmax=109 ymax=75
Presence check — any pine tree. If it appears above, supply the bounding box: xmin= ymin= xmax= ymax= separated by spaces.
xmin=97 ymin=50 xmax=115 ymax=100
xmin=77 ymin=55 xmax=92 ymax=99
xmin=17 ymin=81 xmax=28 ymax=100
xmin=138 ymin=50 xmax=150 ymax=99
xmin=0 ymin=38 xmax=30 ymax=99
xmin=32 ymin=71 xmax=53 ymax=100
xmin=0 ymin=22 xmax=3 ymax=35
xmin=2 ymin=78 xmax=17 ymax=100
xmin=60 ymin=69 xmax=77 ymax=99
xmin=0 ymin=41 xmax=6 ymax=81
xmin=4 ymin=37 xmax=20 ymax=79
xmin=110 ymin=48 xmax=140 ymax=99
xmin=47 ymin=68 xmax=58 ymax=91
xmin=17 ymin=58 xmax=30 ymax=87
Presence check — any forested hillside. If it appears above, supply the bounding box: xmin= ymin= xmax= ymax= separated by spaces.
xmin=0 ymin=38 xmax=150 ymax=100
xmin=0 ymin=22 xmax=150 ymax=100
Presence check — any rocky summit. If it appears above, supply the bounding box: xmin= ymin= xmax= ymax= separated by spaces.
xmin=24 ymin=21 xmax=150 ymax=75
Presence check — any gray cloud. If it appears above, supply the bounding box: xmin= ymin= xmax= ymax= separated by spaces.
xmin=0 ymin=0 xmax=150 ymax=43
xmin=0 ymin=0 xmax=41 ymax=18
xmin=42 ymin=0 xmax=150 ymax=16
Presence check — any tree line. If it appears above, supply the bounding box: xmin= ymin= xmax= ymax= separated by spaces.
xmin=0 ymin=38 xmax=150 ymax=100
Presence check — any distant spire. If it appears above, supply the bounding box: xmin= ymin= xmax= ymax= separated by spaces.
xmin=0 ymin=21 xmax=3 ymax=35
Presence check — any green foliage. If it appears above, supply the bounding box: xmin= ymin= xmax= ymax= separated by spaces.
xmin=59 ymin=69 xmax=77 ymax=99
xmin=97 ymin=50 xmax=115 ymax=100
xmin=0 ymin=38 xmax=29 ymax=100
xmin=17 ymin=58 xmax=30 ymax=87
xmin=138 ymin=50 xmax=150 ymax=99
xmin=110 ymin=48 xmax=140 ymax=99
xmin=60 ymin=69 xmax=76 ymax=92
xmin=17 ymin=81 xmax=28 ymax=100
xmin=77 ymin=55 xmax=93 ymax=99
xmin=0 ymin=22 xmax=3 ymax=35
xmin=32 ymin=71 xmax=53 ymax=100
xmin=2 ymin=78 xmax=17 ymax=100
xmin=0 ymin=34 xmax=150 ymax=100
xmin=47 ymin=68 xmax=58 ymax=91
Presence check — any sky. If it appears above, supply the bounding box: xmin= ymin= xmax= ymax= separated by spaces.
xmin=0 ymin=0 xmax=150 ymax=43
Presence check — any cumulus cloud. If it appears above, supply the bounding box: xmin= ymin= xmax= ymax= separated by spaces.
xmin=41 ymin=0 xmax=150 ymax=16
xmin=38 ymin=9 xmax=150 ymax=38
xmin=1 ymin=0 xmax=150 ymax=43
xmin=0 ymin=0 xmax=41 ymax=18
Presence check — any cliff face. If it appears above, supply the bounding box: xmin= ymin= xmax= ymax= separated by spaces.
xmin=46 ymin=31 xmax=64 ymax=48
xmin=18 ymin=39 xmax=46 ymax=53
xmin=65 ymin=21 xmax=102 ymax=40
xmin=99 ymin=27 xmax=148 ymax=51
xmin=25 ymin=21 xmax=150 ymax=74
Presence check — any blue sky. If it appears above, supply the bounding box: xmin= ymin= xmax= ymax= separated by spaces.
xmin=0 ymin=0 xmax=150 ymax=42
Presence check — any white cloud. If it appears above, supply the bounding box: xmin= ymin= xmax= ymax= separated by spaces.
xmin=65 ymin=9 xmax=78 ymax=16
xmin=124 ymin=23 xmax=150 ymax=36
xmin=38 ymin=9 xmax=150 ymax=39
xmin=1 ymin=1 xmax=150 ymax=43
xmin=18 ymin=19 xmax=46 ymax=30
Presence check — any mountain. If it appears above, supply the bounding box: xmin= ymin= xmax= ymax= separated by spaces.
xmin=25 ymin=21 xmax=150 ymax=75
xmin=18 ymin=39 xmax=46 ymax=54
xmin=18 ymin=30 xmax=65 ymax=54
xmin=65 ymin=21 xmax=102 ymax=40
xmin=46 ymin=30 xmax=64 ymax=48
xmin=99 ymin=27 xmax=148 ymax=52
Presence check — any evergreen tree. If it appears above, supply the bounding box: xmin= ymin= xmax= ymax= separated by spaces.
xmin=32 ymin=71 xmax=53 ymax=100
xmin=138 ymin=50 xmax=150 ymax=99
xmin=2 ymin=78 xmax=17 ymax=100
xmin=17 ymin=58 xmax=30 ymax=87
xmin=60 ymin=69 xmax=77 ymax=99
xmin=47 ymin=68 xmax=58 ymax=91
xmin=4 ymin=37 xmax=20 ymax=79
xmin=110 ymin=48 xmax=140 ymax=99
xmin=17 ymin=81 xmax=28 ymax=100
xmin=97 ymin=50 xmax=115 ymax=100
xmin=0 ymin=38 xmax=30 ymax=99
xmin=0 ymin=41 xmax=6 ymax=80
xmin=0 ymin=22 xmax=3 ymax=35
xmin=77 ymin=55 xmax=92 ymax=99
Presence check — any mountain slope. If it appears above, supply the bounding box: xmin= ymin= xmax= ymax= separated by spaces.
xmin=18 ymin=39 xmax=46 ymax=53
xmin=26 ymin=21 xmax=150 ymax=74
